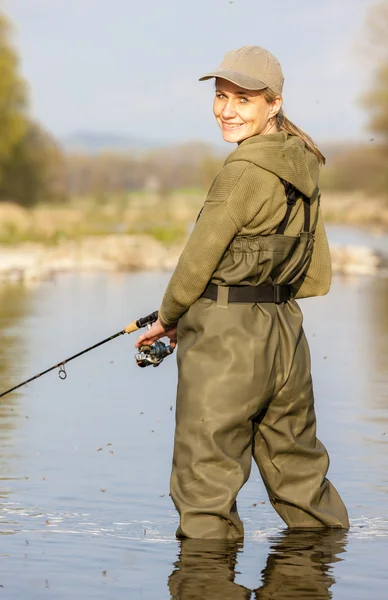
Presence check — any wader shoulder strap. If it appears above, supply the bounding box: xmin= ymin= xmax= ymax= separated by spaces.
xmin=309 ymin=187 xmax=321 ymax=235
xmin=302 ymin=195 xmax=310 ymax=232
xmin=276 ymin=179 xmax=311 ymax=234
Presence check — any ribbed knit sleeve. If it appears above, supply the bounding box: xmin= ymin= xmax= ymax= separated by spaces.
xmin=158 ymin=161 xmax=269 ymax=326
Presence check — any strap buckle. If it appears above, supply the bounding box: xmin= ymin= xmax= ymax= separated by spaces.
xmin=216 ymin=285 xmax=229 ymax=309
xmin=273 ymin=284 xmax=285 ymax=304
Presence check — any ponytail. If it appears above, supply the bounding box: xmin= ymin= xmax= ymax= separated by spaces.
xmin=261 ymin=89 xmax=326 ymax=166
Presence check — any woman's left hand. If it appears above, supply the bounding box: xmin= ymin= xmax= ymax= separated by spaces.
xmin=134 ymin=318 xmax=177 ymax=350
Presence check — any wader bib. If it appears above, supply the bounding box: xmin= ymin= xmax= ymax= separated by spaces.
xmin=172 ymin=183 xmax=349 ymax=539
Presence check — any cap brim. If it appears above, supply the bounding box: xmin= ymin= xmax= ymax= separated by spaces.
xmin=199 ymin=69 xmax=267 ymax=91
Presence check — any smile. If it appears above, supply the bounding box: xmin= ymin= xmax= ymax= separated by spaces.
xmin=221 ymin=122 xmax=244 ymax=129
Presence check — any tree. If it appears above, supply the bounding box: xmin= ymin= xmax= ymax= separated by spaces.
xmin=362 ymin=63 xmax=388 ymax=143
xmin=1 ymin=122 xmax=67 ymax=206
xmin=0 ymin=12 xmax=67 ymax=206
xmin=0 ymin=13 xmax=28 ymax=186
xmin=360 ymin=1 xmax=388 ymax=144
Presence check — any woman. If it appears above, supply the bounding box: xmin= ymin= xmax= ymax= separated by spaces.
xmin=135 ymin=45 xmax=349 ymax=539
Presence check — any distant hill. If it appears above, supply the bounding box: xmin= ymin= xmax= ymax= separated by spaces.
xmin=60 ymin=131 xmax=363 ymax=159
xmin=60 ymin=131 xmax=162 ymax=153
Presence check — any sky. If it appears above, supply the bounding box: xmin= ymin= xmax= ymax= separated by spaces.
xmin=2 ymin=0 xmax=380 ymax=145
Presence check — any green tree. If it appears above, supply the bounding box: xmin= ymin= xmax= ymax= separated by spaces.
xmin=0 ymin=12 xmax=28 ymax=185
xmin=1 ymin=122 xmax=67 ymax=206
xmin=0 ymin=12 xmax=67 ymax=206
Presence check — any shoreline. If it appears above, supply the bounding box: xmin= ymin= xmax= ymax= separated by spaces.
xmin=0 ymin=235 xmax=182 ymax=284
xmin=0 ymin=232 xmax=386 ymax=285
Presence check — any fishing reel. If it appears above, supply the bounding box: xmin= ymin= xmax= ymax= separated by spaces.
xmin=135 ymin=340 xmax=174 ymax=368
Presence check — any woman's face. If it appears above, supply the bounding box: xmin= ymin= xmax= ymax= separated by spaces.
xmin=213 ymin=78 xmax=281 ymax=143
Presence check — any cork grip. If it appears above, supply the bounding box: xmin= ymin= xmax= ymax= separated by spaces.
xmin=124 ymin=321 xmax=139 ymax=334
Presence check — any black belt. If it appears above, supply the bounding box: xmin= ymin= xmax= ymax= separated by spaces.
xmin=202 ymin=282 xmax=291 ymax=304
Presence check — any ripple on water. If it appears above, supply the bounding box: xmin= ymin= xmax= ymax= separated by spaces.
xmin=0 ymin=500 xmax=178 ymax=542
xmin=1 ymin=501 xmax=388 ymax=542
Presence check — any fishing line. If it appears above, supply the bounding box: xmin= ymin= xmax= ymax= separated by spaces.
xmin=0 ymin=310 xmax=160 ymax=399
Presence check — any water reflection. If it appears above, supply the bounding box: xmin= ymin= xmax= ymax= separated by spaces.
xmin=359 ymin=277 xmax=388 ymax=497
xmin=255 ymin=530 xmax=347 ymax=599
xmin=365 ymin=277 xmax=388 ymax=410
xmin=0 ymin=284 xmax=29 ymax=500
xmin=0 ymin=283 xmax=29 ymax=395
xmin=169 ymin=530 xmax=347 ymax=600
xmin=169 ymin=539 xmax=250 ymax=599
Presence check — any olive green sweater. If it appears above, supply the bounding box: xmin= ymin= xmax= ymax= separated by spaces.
xmin=159 ymin=131 xmax=331 ymax=327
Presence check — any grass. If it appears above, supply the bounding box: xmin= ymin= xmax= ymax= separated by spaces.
xmin=128 ymin=224 xmax=188 ymax=244
xmin=0 ymin=190 xmax=387 ymax=248
xmin=0 ymin=192 xmax=203 ymax=246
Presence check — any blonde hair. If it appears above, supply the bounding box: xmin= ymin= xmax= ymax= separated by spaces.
xmin=261 ymin=88 xmax=326 ymax=166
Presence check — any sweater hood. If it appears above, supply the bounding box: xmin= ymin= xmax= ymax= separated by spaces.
xmin=224 ymin=131 xmax=319 ymax=198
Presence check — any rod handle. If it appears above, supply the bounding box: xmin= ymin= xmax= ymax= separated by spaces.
xmin=124 ymin=311 xmax=159 ymax=334
xmin=124 ymin=321 xmax=139 ymax=334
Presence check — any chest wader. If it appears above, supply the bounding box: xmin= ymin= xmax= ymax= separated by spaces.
xmin=172 ymin=182 xmax=349 ymax=540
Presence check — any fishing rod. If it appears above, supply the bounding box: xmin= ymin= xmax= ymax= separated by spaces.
xmin=0 ymin=310 xmax=174 ymax=399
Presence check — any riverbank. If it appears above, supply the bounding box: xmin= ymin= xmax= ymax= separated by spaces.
xmin=0 ymin=231 xmax=386 ymax=284
xmin=322 ymin=191 xmax=388 ymax=231
xmin=0 ymin=190 xmax=387 ymax=246
xmin=0 ymin=235 xmax=182 ymax=283
xmin=0 ymin=192 xmax=387 ymax=283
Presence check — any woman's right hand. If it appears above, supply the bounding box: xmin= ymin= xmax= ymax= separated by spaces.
xmin=135 ymin=318 xmax=177 ymax=350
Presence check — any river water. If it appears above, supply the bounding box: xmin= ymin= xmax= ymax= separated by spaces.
xmin=0 ymin=229 xmax=388 ymax=598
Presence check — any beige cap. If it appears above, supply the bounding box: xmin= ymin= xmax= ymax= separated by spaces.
xmin=199 ymin=45 xmax=284 ymax=95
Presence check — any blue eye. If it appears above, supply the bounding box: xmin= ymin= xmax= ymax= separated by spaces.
xmin=240 ymin=97 xmax=249 ymax=103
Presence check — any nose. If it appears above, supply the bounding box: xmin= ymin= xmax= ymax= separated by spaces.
xmin=222 ymin=99 xmax=237 ymax=119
